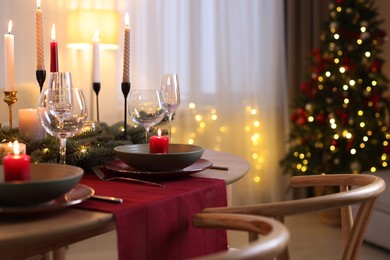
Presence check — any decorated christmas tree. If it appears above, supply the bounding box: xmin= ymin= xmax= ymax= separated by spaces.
xmin=281 ymin=0 xmax=390 ymax=175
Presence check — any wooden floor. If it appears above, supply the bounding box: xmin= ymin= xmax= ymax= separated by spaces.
xmin=229 ymin=212 xmax=390 ymax=260
xmin=64 ymin=212 xmax=390 ymax=259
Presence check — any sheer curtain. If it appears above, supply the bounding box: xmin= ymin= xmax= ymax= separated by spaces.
xmin=129 ymin=0 xmax=289 ymax=205
xmin=0 ymin=0 xmax=288 ymax=205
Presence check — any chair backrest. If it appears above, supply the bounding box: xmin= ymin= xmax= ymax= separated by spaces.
xmin=191 ymin=213 xmax=290 ymax=260
xmin=201 ymin=174 xmax=386 ymax=260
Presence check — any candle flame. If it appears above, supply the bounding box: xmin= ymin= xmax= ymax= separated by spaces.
xmin=158 ymin=129 xmax=162 ymax=136
xmin=125 ymin=12 xmax=130 ymax=27
xmin=7 ymin=20 xmax=12 ymax=34
xmin=37 ymin=0 xmax=41 ymax=9
xmin=13 ymin=140 xmax=20 ymax=155
xmin=93 ymin=28 xmax=100 ymax=42
xmin=51 ymin=24 xmax=56 ymax=41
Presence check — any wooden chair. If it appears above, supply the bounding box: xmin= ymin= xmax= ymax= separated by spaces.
xmin=191 ymin=213 xmax=289 ymax=260
xmin=200 ymin=174 xmax=386 ymax=260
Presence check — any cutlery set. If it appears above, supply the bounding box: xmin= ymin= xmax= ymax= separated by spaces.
xmin=90 ymin=163 xmax=228 ymax=203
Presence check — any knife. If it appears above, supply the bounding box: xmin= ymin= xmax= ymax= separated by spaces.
xmin=91 ymin=195 xmax=123 ymax=204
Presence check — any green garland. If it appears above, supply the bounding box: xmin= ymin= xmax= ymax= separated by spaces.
xmin=0 ymin=120 xmax=170 ymax=170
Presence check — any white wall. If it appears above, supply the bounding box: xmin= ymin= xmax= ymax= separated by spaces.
xmin=0 ymin=0 xmax=127 ymax=126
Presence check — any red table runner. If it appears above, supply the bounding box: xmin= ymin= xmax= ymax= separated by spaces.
xmin=76 ymin=172 xmax=228 ymax=260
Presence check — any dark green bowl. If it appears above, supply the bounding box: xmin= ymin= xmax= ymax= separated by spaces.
xmin=114 ymin=144 xmax=205 ymax=171
xmin=0 ymin=164 xmax=83 ymax=207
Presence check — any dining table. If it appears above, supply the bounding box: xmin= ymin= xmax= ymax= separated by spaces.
xmin=0 ymin=149 xmax=249 ymax=260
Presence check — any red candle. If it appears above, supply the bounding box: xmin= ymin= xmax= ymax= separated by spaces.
xmin=3 ymin=141 xmax=31 ymax=182
xmin=150 ymin=129 xmax=169 ymax=153
xmin=50 ymin=24 xmax=58 ymax=72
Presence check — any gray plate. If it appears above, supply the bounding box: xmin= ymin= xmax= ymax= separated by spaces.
xmin=105 ymin=159 xmax=213 ymax=177
xmin=0 ymin=164 xmax=83 ymax=207
xmin=114 ymin=144 xmax=205 ymax=171
xmin=0 ymin=184 xmax=93 ymax=214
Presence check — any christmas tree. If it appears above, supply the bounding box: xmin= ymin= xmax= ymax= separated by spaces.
xmin=281 ymin=0 xmax=390 ymax=175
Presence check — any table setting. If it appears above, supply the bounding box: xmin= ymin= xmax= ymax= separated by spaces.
xmin=0 ymin=2 xmax=242 ymax=259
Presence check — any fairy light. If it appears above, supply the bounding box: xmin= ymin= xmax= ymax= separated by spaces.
xmin=339 ymin=67 xmax=346 ymax=73
xmin=343 ymin=84 xmax=348 ymax=90
xmin=250 ymin=108 xmax=257 ymax=115
xmin=188 ymin=103 xmax=196 ymax=109
xmin=360 ymin=122 xmax=365 ymax=128
xmin=334 ymin=34 xmax=340 ymax=40
xmin=195 ymin=114 xmax=202 ymax=121
xmin=253 ymin=120 xmax=260 ymax=127
xmin=361 ymin=26 xmax=366 ymax=32
xmin=334 ymin=58 xmax=340 ymax=64
xmin=211 ymin=114 xmax=217 ymax=121
xmin=370 ymin=167 xmax=376 ymax=172
xmin=372 ymin=80 xmax=377 ymax=86
xmin=365 ymin=51 xmax=371 ymax=57
xmin=357 ymin=39 xmax=363 ymax=44
xmin=325 ymin=71 xmax=331 ymax=77
xmin=254 ymin=176 xmax=261 ymax=183
xmin=350 ymin=149 xmax=356 ymax=154
xmin=349 ymin=79 xmax=356 ymax=86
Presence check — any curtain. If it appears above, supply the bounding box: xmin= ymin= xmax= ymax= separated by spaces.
xmin=0 ymin=0 xmax=289 ymax=205
xmin=129 ymin=0 xmax=289 ymax=205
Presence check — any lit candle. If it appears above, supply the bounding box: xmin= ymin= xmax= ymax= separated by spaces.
xmin=3 ymin=141 xmax=31 ymax=182
xmin=4 ymin=20 xmax=15 ymax=91
xmin=36 ymin=0 xmax=45 ymax=70
xmin=122 ymin=12 xmax=130 ymax=83
xmin=18 ymin=109 xmax=45 ymax=141
xmin=149 ymin=129 xmax=169 ymax=153
xmin=92 ymin=29 xmax=100 ymax=83
xmin=50 ymin=24 xmax=58 ymax=72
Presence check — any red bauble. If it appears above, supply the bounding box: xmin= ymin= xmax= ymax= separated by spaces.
xmin=316 ymin=113 xmax=326 ymax=124
xmin=371 ymin=60 xmax=383 ymax=73
xmin=297 ymin=116 xmax=306 ymax=126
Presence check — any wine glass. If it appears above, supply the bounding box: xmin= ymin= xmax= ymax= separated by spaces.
xmin=161 ymin=74 xmax=180 ymax=141
xmin=38 ymin=72 xmax=88 ymax=164
xmin=128 ymin=89 xmax=166 ymax=143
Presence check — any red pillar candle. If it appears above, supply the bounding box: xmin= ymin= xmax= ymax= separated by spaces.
xmin=150 ymin=129 xmax=169 ymax=153
xmin=50 ymin=24 xmax=58 ymax=72
xmin=3 ymin=141 xmax=31 ymax=182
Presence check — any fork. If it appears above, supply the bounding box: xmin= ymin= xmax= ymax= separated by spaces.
xmin=92 ymin=167 xmax=165 ymax=188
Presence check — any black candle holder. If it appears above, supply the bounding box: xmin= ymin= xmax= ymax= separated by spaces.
xmin=121 ymin=82 xmax=131 ymax=139
xmin=93 ymin=82 xmax=101 ymax=122
xmin=36 ymin=70 xmax=46 ymax=93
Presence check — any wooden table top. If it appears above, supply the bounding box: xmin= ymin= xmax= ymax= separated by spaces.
xmin=0 ymin=149 xmax=249 ymax=259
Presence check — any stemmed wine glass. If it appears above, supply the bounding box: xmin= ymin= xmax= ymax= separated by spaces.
xmin=161 ymin=74 xmax=180 ymax=141
xmin=38 ymin=72 xmax=88 ymax=164
xmin=128 ymin=89 xmax=166 ymax=143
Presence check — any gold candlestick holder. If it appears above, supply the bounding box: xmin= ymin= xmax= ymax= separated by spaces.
xmin=3 ymin=91 xmax=17 ymax=128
